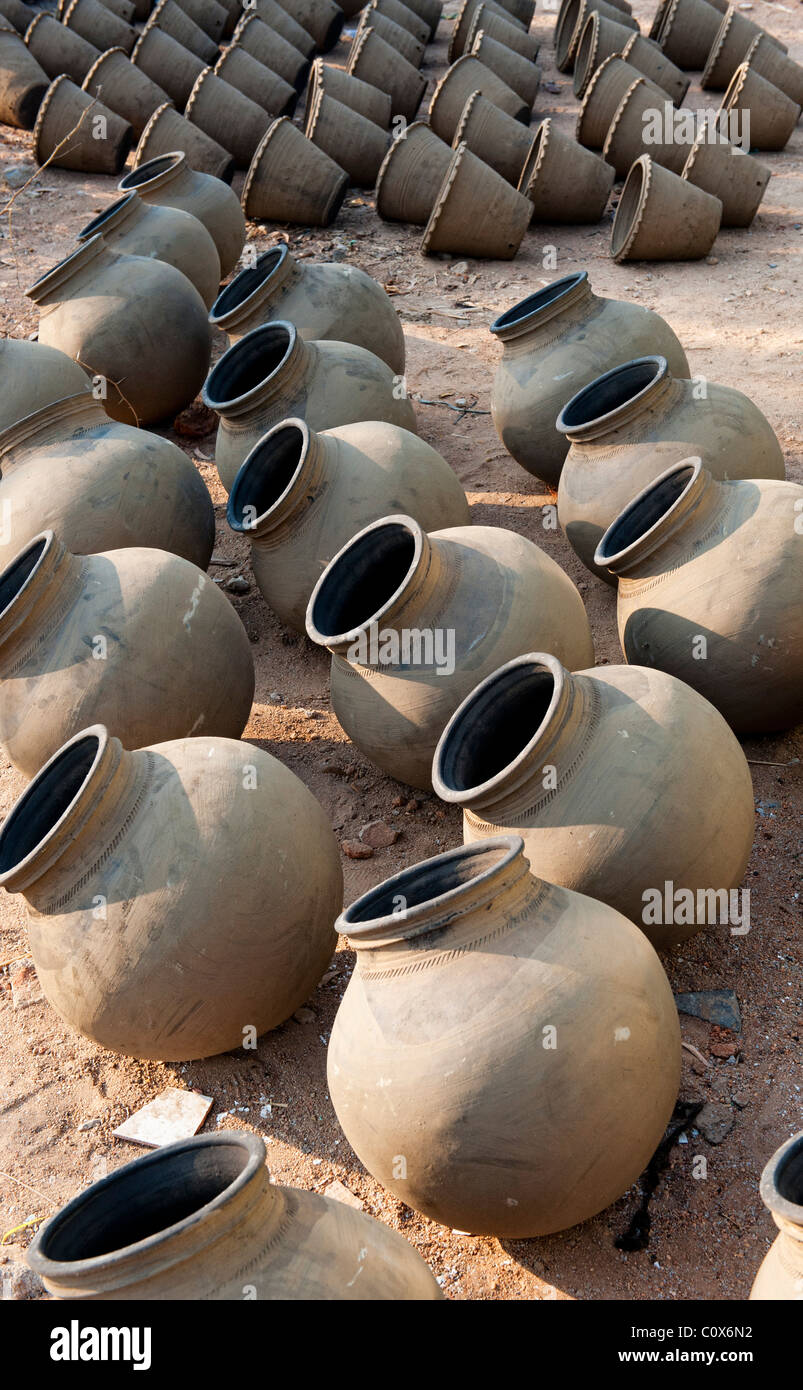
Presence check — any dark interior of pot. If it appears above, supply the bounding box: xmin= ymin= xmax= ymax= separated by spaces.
xmin=574 ymin=16 xmax=596 ymax=90
xmin=438 ymin=665 xmax=555 ymax=792
xmin=119 ymin=153 xmax=181 ymax=188
xmin=611 ymin=157 xmax=646 ymax=258
xmin=0 ymin=734 xmax=99 ymax=875
xmin=555 ymin=0 xmax=581 ymax=67
xmin=211 ymin=247 xmax=284 ymax=318
xmin=77 ymin=193 xmax=133 ymax=240
xmin=228 ymin=423 xmax=304 ymax=527
xmin=597 ymin=464 xmax=695 ymax=561
xmin=0 ymin=537 xmax=47 ymax=617
xmin=559 ymin=357 xmax=661 ymax=431
xmin=345 ymin=841 xmax=515 ymax=925
xmin=310 ymin=522 xmax=416 ymax=638
xmin=205 ymin=324 xmax=291 ymax=407
xmin=491 ymin=272 xmax=583 ymax=333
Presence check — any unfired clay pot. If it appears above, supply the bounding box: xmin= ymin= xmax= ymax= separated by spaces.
xmin=147 ymin=0 xmax=218 ymax=63
xmin=0 ymin=339 xmax=88 ymax=434
xmin=376 ymin=122 xmax=452 ymax=224
xmin=519 ymin=118 xmax=614 ymax=221
xmin=743 ymin=34 xmax=803 ymax=108
xmin=719 ymin=63 xmax=800 ymax=152
xmin=119 ymin=150 xmax=245 ymax=277
xmin=422 ymin=142 xmax=532 ymax=259
xmin=353 ymin=9 xmax=425 ymax=69
xmin=603 ymin=80 xmax=690 ymax=178
xmin=404 ymin=0 xmax=442 ymax=38
xmin=277 ymin=0 xmax=344 ymax=52
xmin=233 ymin=13 xmax=310 ymax=91
xmin=81 ymin=46 xmax=171 ymax=138
xmin=0 ymin=532 xmax=254 ymax=775
xmin=489 ymin=271 xmax=689 ymax=487
xmin=214 ymin=44 xmax=297 ymax=118
xmin=327 ymin=834 xmax=680 ymax=1235
xmin=33 ymin=76 xmax=133 ymax=172
xmin=185 ymin=68 xmax=272 ymax=169
xmin=597 ymin=458 xmax=803 ymax=733
xmin=371 ymin=0 xmax=430 ymax=46
xmin=556 ymin=355 xmax=785 ymax=581
xmin=305 ymin=516 xmax=594 ymax=789
xmin=433 ymin=652 xmax=754 ymax=948
xmin=176 ymin=0 xmax=227 ymax=40
xmin=449 ymin=0 xmax=526 ymax=63
xmin=466 ymin=4 xmax=540 ymax=62
xmin=577 ymin=54 xmax=663 ymax=149
xmin=204 ymin=322 xmax=416 ymax=493
xmin=209 ymin=244 xmax=405 ymax=375
xmin=621 ymin=31 xmax=689 ymax=104
xmin=252 ymin=0 xmax=316 ymax=59
xmin=470 ymin=30 xmax=540 ymax=110
xmin=429 ymin=54 xmax=529 ymax=140
xmin=77 ymin=191 xmax=221 ymax=310
xmin=306 ymin=58 xmax=391 ymax=128
xmin=347 ymin=27 xmax=426 ymax=123
xmin=0 ymin=725 xmax=342 ymax=1060
xmin=27 ymin=235 xmax=211 ymax=428
xmin=0 ymin=28 xmax=46 ymax=127
xmin=306 ymin=90 xmax=388 ymax=187
xmin=228 ymin=418 xmax=469 ymax=631
xmin=0 ymin=0 xmax=34 ymax=32
xmin=24 ymin=13 xmax=100 ymax=86
xmin=242 ymin=117 xmax=348 ymax=227
xmin=63 ymin=0 xmax=136 ymax=54
xmin=658 ymin=0 xmax=722 ymax=70
xmin=131 ymin=24 xmax=205 ymax=107
xmin=573 ymin=12 xmax=639 ymax=98
xmin=555 ymin=0 xmax=637 ymax=73
xmin=681 ymin=138 xmax=770 ymax=228
xmin=750 ymin=1133 xmax=803 ymax=1301
xmin=611 ymin=156 xmax=722 ymax=263
xmin=452 ymin=89 xmax=535 ymax=186
xmin=27 ymin=1132 xmax=442 ymax=1300
xmin=702 ymin=5 xmax=786 ymax=91
xmin=135 ymin=103 xmax=235 ymax=184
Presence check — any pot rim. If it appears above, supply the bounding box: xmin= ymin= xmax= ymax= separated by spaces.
xmin=209 ymin=244 xmax=287 ymax=326
xmin=227 ymin=416 xmax=310 ymax=533
xmin=24 ymin=232 xmax=107 ymax=302
xmin=119 ymin=149 xmax=185 ymax=190
xmin=556 ymin=354 xmax=667 ymax=436
xmin=594 ymin=455 xmax=702 ymax=572
xmin=202 ymin=320 xmax=296 ymax=413
xmin=76 ymin=189 xmax=139 ymax=241
xmin=0 ymin=530 xmax=54 ymax=623
xmin=760 ymin=1130 xmax=803 ymax=1228
xmin=610 ymin=152 xmax=652 ymax=261
xmin=305 ymin=513 xmax=426 ymax=648
xmin=489 ymin=270 xmax=588 ymax=337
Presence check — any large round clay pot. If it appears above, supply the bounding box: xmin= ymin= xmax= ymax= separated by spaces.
xmin=489 ymin=272 xmax=690 ymax=488
xmin=750 ymin=1133 xmax=803 ymax=1301
xmin=327 ymin=834 xmax=681 ymax=1236
xmin=131 ymin=24 xmax=205 ymax=107
xmin=27 ymin=1132 xmax=442 ymax=1301
xmin=81 ymin=46 xmax=171 ymax=138
xmin=24 ymin=12 xmax=99 ymax=86
xmin=597 ymin=458 xmax=803 ymax=734
xmin=134 ymin=101 xmax=235 ymax=184
xmin=556 ymin=354 xmax=785 ymax=580
xmin=119 ymin=150 xmax=245 ymax=278
xmin=0 ymin=725 xmax=342 ymax=1060
xmin=0 ymin=533 xmax=254 ymax=776
xmin=305 ymin=516 xmax=594 ymax=789
xmin=204 ymin=323 xmax=417 ymax=493
xmin=0 ymin=339 xmax=88 ymax=433
xmin=228 ymin=418 xmax=469 ymax=632
xmin=76 ymin=191 xmax=221 ymax=310
xmin=433 ymin=652 xmax=753 ymax=949
xmin=26 ymin=235 xmax=212 ymax=428
xmin=0 ymin=392 xmax=214 ymax=571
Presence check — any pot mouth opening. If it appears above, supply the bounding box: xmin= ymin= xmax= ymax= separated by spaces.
xmin=574 ymin=15 xmax=596 ymax=88
xmin=77 ymin=191 xmax=136 ymax=239
xmin=307 ymin=518 xmax=421 ymax=644
xmin=0 ymin=731 xmax=102 ymax=879
xmin=558 ymin=355 xmax=665 ymax=433
xmin=490 ymin=272 xmax=586 ymax=335
xmin=25 ymin=234 xmax=103 ymax=300
xmin=435 ymin=657 xmax=559 ymax=799
xmin=595 ymin=458 xmax=699 ymax=568
xmin=119 ymin=152 xmax=183 ymax=188
xmin=0 ymin=534 xmax=50 ymax=621
xmin=228 ymin=420 xmax=306 ymax=530
xmin=555 ymin=0 xmax=581 ymax=67
xmin=765 ymin=1134 xmax=803 ymax=1224
xmin=210 ymin=246 xmax=286 ymax=322
xmin=204 ymin=323 xmax=294 ymax=410
xmin=611 ymin=155 xmax=647 ymax=258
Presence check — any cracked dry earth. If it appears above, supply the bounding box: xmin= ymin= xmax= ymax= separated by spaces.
xmin=0 ymin=0 xmax=801 ymax=1303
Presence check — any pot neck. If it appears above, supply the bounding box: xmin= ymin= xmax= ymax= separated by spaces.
xmin=25 ymin=235 xmax=116 ymax=307
xmin=120 ymin=152 xmax=196 ymax=199
xmin=0 ymin=392 xmax=107 ymax=465
xmin=206 ymin=325 xmax=313 ymax=424
xmin=0 ymin=533 xmax=85 ymax=669
xmin=560 ymin=358 xmax=678 ymax=444
xmin=210 ymin=246 xmax=301 ymax=333
xmin=227 ymin=420 xmax=329 ymax=547
xmin=599 ymin=460 xmax=722 ymax=579
xmin=490 ymin=272 xmax=598 ymax=350
xmin=77 ymin=192 xmax=148 ymax=244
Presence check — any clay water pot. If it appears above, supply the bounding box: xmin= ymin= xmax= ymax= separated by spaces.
xmin=0 ymin=27 xmax=47 ymax=127
xmin=429 ymin=54 xmax=528 ymax=140
xmin=24 ymin=13 xmax=100 ymax=86
xmin=233 ymin=13 xmax=310 ymax=91
xmin=327 ymin=834 xmax=680 ymax=1235
xmin=306 ymin=58 xmax=392 ymax=129
xmin=209 ymin=244 xmax=405 ymax=376
xmin=452 ymin=90 xmax=534 ymax=185
xmin=489 ymin=271 xmax=689 ymax=488
xmin=242 ymin=117 xmax=348 ymax=226
xmin=402 ymin=0 xmax=442 ymax=38
xmin=577 ymin=55 xmax=663 ymax=149
xmin=306 ymin=91 xmax=388 ymax=187
xmin=229 ymin=418 xmax=468 ymax=632
xmin=681 ymin=137 xmax=770 ymax=227
xmin=276 ymin=0 xmax=344 ymax=52
xmin=555 ymin=0 xmax=637 ymax=74
xmin=27 ymin=236 xmax=211 ymax=428
xmin=573 ymin=12 xmax=637 ymax=98
xmin=611 ymin=155 xmax=722 ymax=262
xmin=131 ymin=25 xmax=205 ymax=107
xmin=204 ymin=323 xmax=417 ymax=492
xmin=33 ymin=77 xmax=133 ymax=173
xmin=658 ymin=0 xmax=722 ymax=70
xmin=557 ymin=355 xmax=785 ymax=581
xmin=81 ymin=48 xmax=172 ymax=140
xmin=214 ymin=44 xmax=297 ymax=118
xmin=434 ymin=653 xmax=753 ymax=948
xmin=0 ymin=533 xmax=255 ymax=775
xmin=148 ymin=0 xmax=218 ymax=63
xmin=175 ymin=0 xmax=228 ymax=42
xmin=62 ymin=0 xmax=136 ymax=54
xmin=0 ymin=391 xmax=214 ymax=571
xmin=0 ymin=340 xmax=88 ymax=434
xmin=377 ymin=122 xmax=451 ymax=224
xmin=371 ymin=0 xmax=430 ymax=46
xmin=471 ymin=31 xmax=540 ymax=109
xmin=604 ymin=81 xmax=691 ymax=177
xmin=422 ymin=142 xmax=532 ymax=259
xmin=519 ymin=117 xmax=614 ymax=221
xmin=743 ymin=35 xmax=803 ymax=109
xmin=449 ymin=0 xmax=525 ymax=63
xmin=597 ymin=459 xmax=803 ymax=733
xmin=348 ymin=28 xmax=427 ymax=123
xmin=353 ymin=9 xmax=425 ymax=68
xmin=719 ymin=64 xmax=800 ymax=151
xmin=28 ymin=1132 xmax=441 ymax=1301
xmin=252 ymin=0 xmax=316 ymax=59
xmin=702 ymin=6 xmax=786 ymax=91
xmin=76 ymin=192 xmax=220 ymax=310
xmin=135 ymin=102 xmax=235 ymax=182
xmin=305 ymin=517 xmax=594 ymax=788
xmin=466 ymin=5 xmax=539 ymax=62
xmin=0 ymin=0 xmax=33 ymax=32
xmin=620 ymin=32 xmax=689 ymax=104
xmin=186 ymin=69 xmax=272 ymax=169
xmin=119 ymin=150 xmax=246 ymax=278
xmin=750 ymin=1133 xmax=803 ymax=1301
xmin=0 ymin=724 xmax=342 ymax=1060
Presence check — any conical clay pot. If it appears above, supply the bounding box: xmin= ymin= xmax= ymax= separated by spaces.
xmin=0 ymin=532 xmax=254 ymax=776
xmin=33 ymin=76 xmax=133 ymax=173
xmin=119 ymin=150 xmax=245 ymax=277
xmin=306 ymin=58 xmax=391 ymax=129
xmin=702 ymin=6 xmax=786 ymax=91
xmin=0 ymin=31 xmax=50 ymax=129
xmin=471 ymin=30 xmax=540 ymax=109
xmin=750 ymin=1133 xmax=803 ymax=1301
xmin=658 ymin=0 xmax=722 ymax=70
xmin=604 ymin=81 xmax=690 ymax=177
xmin=430 ymin=54 xmax=528 ymax=140
xmin=252 ymin=0 xmax=316 ymax=59
xmin=27 ymin=236 xmax=211 ymax=428
xmin=422 ymin=142 xmax=532 ymax=259
xmin=497 ymin=0 xmax=533 ymax=26
xmin=449 ymin=0 xmax=525 ymax=63
xmin=452 ymin=90 xmax=535 ymax=185
xmin=214 ymin=44 xmax=297 ymax=118
xmin=185 ymin=69 xmax=272 ymax=169
xmin=175 ymin=0 xmax=227 ymax=41
xmin=519 ymin=117 xmax=614 ymax=221
xmin=743 ymin=35 xmax=803 ymax=109
xmin=306 ymin=91 xmax=388 ymax=187
xmin=76 ymin=192 xmax=220 ymax=311
xmin=0 ymin=0 xmax=34 ymax=33
xmin=234 ymin=13 xmax=310 ymax=91
xmin=0 ymin=339 xmax=88 ymax=434
xmin=577 ymin=55 xmax=664 ymax=149
xmin=0 ymin=725 xmax=342 ymax=1060
xmin=0 ymin=392 xmax=214 ymax=571
xmin=243 ymin=118 xmax=348 ymax=226
xmin=27 ymin=1132 xmax=442 ymax=1300
xmin=24 ymin=13 xmax=100 ymax=86
xmin=328 ymin=835 xmax=680 ymax=1235
xmin=404 ymin=0 xmax=442 ymax=38
xmin=63 ymin=0 xmax=136 ymax=54
xmin=489 ymin=271 xmax=689 ymax=488
xmin=275 ymin=0 xmax=344 ymax=53
xmin=228 ymin=418 xmax=469 ymax=632
xmin=433 ymin=653 xmax=753 ymax=949
xmin=573 ymin=12 xmax=638 ymax=99
xmin=557 ymin=355 xmax=785 ymax=581
xmin=611 ymin=156 xmax=722 ymax=262
xmin=147 ymin=0 xmax=218 ymax=63
xmin=681 ymin=137 xmax=770 ymax=227
xmin=131 ymin=25 xmax=205 ymax=108
xmin=305 ymin=516 xmax=594 ymax=789
xmin=353 ymin=9 xmax=425 ymax=68
xmin=556 ymin=0 xmax=637 ymax=74
xmin=597 ymin=459 xmax=803 ymax=733
xmin=466 ymin=5 xmax=540 ymax=62
xmin=621 ymin=31 xmax=690 ymax=104
xmin=376 ymin=121 xmax=452 ymax=224
xmin=371 ymin=0 xmax=430 ymax=47
xmin=719 ymin=63 xmax=800 ymax=151
xmin=209 ymin=244 xmax=405 ymax=375
xmin=204 ymin=322 xmax=416 ymax=492
xmin=135 ymin=103 xmax=235 ymax=183
xmin=81 ymin=47 xmax=171 ymax=138
xmin=348 ymin=28 xmax=426 ymax=123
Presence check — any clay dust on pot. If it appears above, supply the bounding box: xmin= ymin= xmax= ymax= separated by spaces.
xmin=422 ymin=142 xmax=532 ymax=259
xmin=214 ymin=44 xmax=297 ymax=118
xmin=519 ymin=117 xmax=614 ymax=222
xmin=81 ymin=47 xmax=172 ymax=139
xmin=135 ymin=101 xmax=235 ymax=182
xmin=306 ymin=90 xmax=388 ymax=187
xmin=0 ymin=341 xmax=88 ymax=434
xmin=242 ymin=117 xmax=348 ymax=226
xmin=347 ymin=27 xmax=427 ymax=123
xmin=376 ymin=120 xmax=452 ymax=224
xmin=681 ymin=136 xmax=769 ymax=227
xmin=718 ymin=63 xmax=800 ymax=151
xmin=76 ymin=191 xmax=221 ymax=310
xmin=611 ymin=155 xmax=722 ymax=261
xmin=185 ymin=68 xmax=272 ymax=169
xmin=131 ymin=25 xmax=205 ymax=108
xmin=23 ymin=12 xmax=100 ymax=87
xmin=429 ymin=53 xmax=528 ymax=141
xmin=452 ymin=89 xmax=535 ymax=185
xmin=119 ymin=150 xmax=245 ymax=277
xmin=33 ymin=76 xmax=133 ymax=173
xmin=0 ymin=28 xmax=49 ymax=128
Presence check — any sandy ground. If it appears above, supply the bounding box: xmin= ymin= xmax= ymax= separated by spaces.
xmin=0 ymin=0 xmax=801 ymax=1302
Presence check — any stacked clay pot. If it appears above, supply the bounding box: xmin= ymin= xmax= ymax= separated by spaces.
xmin=750 ymin=1132 xmax=803 ymax=1301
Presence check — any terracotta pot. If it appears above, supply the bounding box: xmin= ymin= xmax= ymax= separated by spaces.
xmin=24 ymin=13 xmax=100 ymax=86
xmin=275 ymin=0 xmax=344 ymax=52
xmin=33 ymin=76 xmax=133 ymax=173
xmin=577 ymin=55 xmax=663 ymax=149
xmin=186 ymin=69 xmax=272 ymax=168
xmin=466 ymin=5 xmax=539 ymax=62
xmin=371 ymin=0 xmax=430 ymax=46
xmin=62 ymin=0 xmax=136 ymax=54
xmin=0 ymin=0 xmax=34 ymax=33
xmin=209 ymin=244 xmax=405 ymax=376
xmin=306 ymin=90 xmax=388 ymax=186
xmin=135 ymin=102 xmax=235 ymax=183
xmin=403 ymin=0 xmax=442 ymax=37
xmin=204 ymin=322 xmax=416 ymax=492
xmin=0 ymin=725 xmax=342 ymax=1060
xmin=229 ymin=418 xmax=469 ymax=632
xmin=702 ymin=5 xmax=786 ymax=91
xmin=658 ymin=0 xmax=722 ymax=70
xmin=519 ymin=117 xmax=614 ymax=221
xmin=750 ymin=1133 xmax=803 ymax=1301
xmin=175 ymin=0 xmax=227 ymax=41
xmin=0 ymin=340 xmax=88 ymax=434
xmin=328 ymin=834 xmax=680 ymax=1235
xmin=214 ymin=44 xmax=297 ymax=118
xmin=353 ymin=8 xmax=425 ymax=68
xmin=147 ymin=0 xmax=218 ymax=63
xmin=306 ymin=58 xmax=391 ymax=129
xmin=611 ymin=155 xmax=722 ymax=262
xmin=557 ymin=355 xmax=785 ymax=581
xmin=573 ymin=12 xmax=637 ymax=99
xmin=681 ymin=136 xmax=770 ymax=227
xmin=433 ymin=653 xmax=753 ymax=948
xmin=719 ymin=63 xmax=800 ymax=151
xmin=429 ymin=54 xmax=528 ymax=140
xmin=233 ymin=13 xmax=310 ymax=91
xmin=0 ymin=391 xmax=214 ymax=571
xmin=81 ymin=48 xmax=172 ymax=140
xmin=27 ymin=236 xmax=211 ymax=428
xmin=306 ymin=516 xmax=594 ymax=788
xmin=131 ymin=24 xmax=206 ymax=106
xmin=449 ymin=0 xmax=526 ymax=64
xmin=0 ymin=532 xmax=254 ymax=776
xmin=555 ymin=0 xmax=637 ymax=74
xmin=742 ymin=35 xmax=803 ymax=109
xmin=242 ymin=117 xmax=348 ymax=226
xmin=119 ymin=150 xmax=246 ymax=277
xmin=376 ymin=121 xmax=451 ymax=223
xmin=471 ymin=31 xmax=540 ymax=109
xmin=76 ymin=191 xmax=220 ymax=310
xmin=348 ymin=28 xmax=427 ymax=123
xmin=452 ymin=89 xmax=534 ymax=185
xmin=0 ymin=27 xmax=47 ymax=128
xmin=489 ymin=271 xmax=689 ymax=488
xmin=597 ymin=458 xmax=803 ymax=733
xmin=27 ymin=1132 xmax=441 ymax=1300
xmin=252 ymin=0 xmax=316 ymax=58
xmin=604 ymin=81 xmax=691 ymax=177
xmin=422 ymin=142 xmax=532 ymax=259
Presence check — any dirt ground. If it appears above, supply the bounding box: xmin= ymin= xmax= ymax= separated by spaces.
xmin=0 ymin=0 xmax=801 ymax=1302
